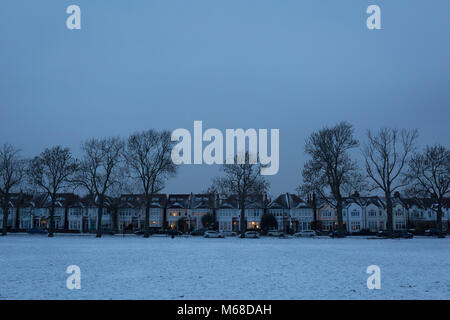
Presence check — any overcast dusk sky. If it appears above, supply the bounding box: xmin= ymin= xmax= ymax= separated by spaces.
xmin=1 ymin=0 xmax=449 ymax=196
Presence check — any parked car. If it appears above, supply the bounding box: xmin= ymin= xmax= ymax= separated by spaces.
xmin=102 ymin=229 xmax=117 ymax=235
xmin=351 ymin=229 xmax=376 ymax=236
xmin=377 ymin=230 xmax=413 ymax=238
xmin=149 ymin=229 xmax=167 ymax=235
xmin=376 ymin=230 xmax=390 ymax=237
xmin=27 ymin=228 xmax=47 ymax=234
xmin=393 ymin=230 xmax=414 ymax=239
xmin=204 ymin=230 xmax=224 ymax=238
xmin=328 ymin=230 xmax=348 ymax=238
xmin=294 ymin=230 xmax=316 ymax=237
xmin=267 ymin=230 xmax=285 ymax=237
xmin=221 ymin=231 xmax=237 ymax=237
xmin=244 ymin=231 xmax=260 ymax=238
xmin=425 ymin=229 xmax=446 ymax=237
xmin=134 ymin=230 xmax=144 ymax=235
xmin=190 ymin=229 xmax=207 ymax=236
xmin=168 ymin=230 xmax=183 ymax=236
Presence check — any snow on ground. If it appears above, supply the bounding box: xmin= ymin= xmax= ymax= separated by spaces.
xmin=0 ymin=234 xmax=449 ymax=299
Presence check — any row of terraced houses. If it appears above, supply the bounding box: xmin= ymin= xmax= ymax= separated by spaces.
xmin=0 ymin=192 xmax=449 ymax=234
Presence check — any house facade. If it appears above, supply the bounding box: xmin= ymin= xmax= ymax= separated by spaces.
xmin=118 ymin=194 xmax=141 ymax=232
xmin=317 ymin=201 xmax=337 ymax=232
xmin=343 ymin=198 xmax=364 ymax=233
xmin=148 ymin=194 xmax=167 ymax=229
xmin=2 ymin=191 xmax=449 ymax=234
xmin=268 ymin=193 xmax=314 ymax=232
xmin=245 ymin=199 xmax=265 ymax=230
xmin=188 ymin=194 xmax=214 ymax=230
xmin=361 ymin=197 xmax=386 ymax=232
xmin=166 ymin=194 xmax=190 ymax=230
xmin=217 ymin=197 xmax=240 ymax=232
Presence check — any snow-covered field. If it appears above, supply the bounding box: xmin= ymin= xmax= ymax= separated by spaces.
xmin=0 ymin=234 xmax=449 ymax=299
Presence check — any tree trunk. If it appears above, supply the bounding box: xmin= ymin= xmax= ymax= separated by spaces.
xmin=15 ymin=206 xmax=20 ymax=232
xmin=1 ymin=194 xmax=10 ymax=236
xmin=312 ymin=193 xmax=317 ymax=231
xmin=48 ymin=198 xmax=55 ymax=237
xmin=437 ymin=202 xmax=444 ymax=238
xmin=144 ymin=196 xmax=150 ymax=238
xmin=112 ymin=207 xmax=118 ymax=233
xmin=96 ymin=199 xmax=104 ymax=238
xmin=336 ymin=198 xmax=345 ymax=237
xmin=2 ymin=192 xmax=9 ymax=236
xmin=385 ymin=193 xmax=394 ymax=234
xmin=239 ymin=198 xmax=246 ymax=238
xmin=1 ymin=207 xmax=7 ymax=235
xmin=64 ymin=207 xmax=69 ymax=231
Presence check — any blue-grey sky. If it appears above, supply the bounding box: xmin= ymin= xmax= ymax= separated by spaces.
xmin=1 ymin=0 xmax=449 ymax=196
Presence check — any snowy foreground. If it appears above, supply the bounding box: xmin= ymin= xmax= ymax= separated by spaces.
xmin=0 ymin=234 xmax=449 ymax=300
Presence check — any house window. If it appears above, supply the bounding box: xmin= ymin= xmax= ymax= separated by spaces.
xmin=247 ymin=221 xmax=260 ymax=229
xmin=395 ymin=223 xmax=405 ymax=230
xmin=20 ymin=220 xmax=31 ymax=230
xmin=351 ymin=221 xmax=361 ymax=231
xmin=322 ymin=221 xmax=333 ymax=231
xmin=351 ymin=210 xmax=359 ymax=217
xmin=368 ymin=210 xmax=377 ymax=217
xmin=69 ymin=221 xmax=80 ymax=230
xmin=368 ymin=221 xmax=378 ymax=231
xmin=300 ymin=222 xmax=311 ymax=231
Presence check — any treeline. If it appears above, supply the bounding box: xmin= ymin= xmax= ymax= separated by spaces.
xmin=298 ymin=122 xmax=449 ymax=237
xmin=0 ymin=124 xmax=449 ymax=238
xmin=0 ymin=130 xmax=176 ymax=238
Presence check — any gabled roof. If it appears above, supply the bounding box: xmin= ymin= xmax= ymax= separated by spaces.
xmin=268 ymin=193 xmax=312 ymax=209
xmin=398 ymin=197 xmax=421 ymax=209
xmin=343 ymin=196 xmax=385 ymax=209
xmin=317 ymin=198 xmax=337 ymax=209
xmin=190 ymin=194 xmax=214 ymax=209
xmin=149 ymin=194 xmax=167 ymax=208
xmin=167 ymin=194 xmax=190 ymax=209
xmin=288 ymin=193 xmax=312 ymax=209
xmin=267 ymin=193 xmax=289 ymax=209
xmin=218 ymin=196 xmax=239 ymax=209
xmin=118 ymin=194 xmax=143 ymax=209
xmin=243 ymin=194 xmax=265 ymax=209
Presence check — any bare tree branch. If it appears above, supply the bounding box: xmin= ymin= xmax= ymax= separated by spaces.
xmin=124 ymin=130 xmax=177 ymax=238
xmin=27 ymin=146 xmax=78 ymax=237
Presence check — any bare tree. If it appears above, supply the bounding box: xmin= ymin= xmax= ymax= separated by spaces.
xmin=0 ymin=144 xmax=26 ymax=235
xmin=299 ymin=122 xmax=361 ymax=237
xmin=124 ymin=130 xmax=177 ymax=238
xmin=406 ymin=145 xmax=449 ymax=236
xmin=363 ymin=128 xmax=418 ymax=233
xmin=212 ymin=152 xmax=269 ymax=236
xmin=75 ymin=137 xmax=124 ymax=238
xmin=27 ymin=146 xmax=78 ymax=237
